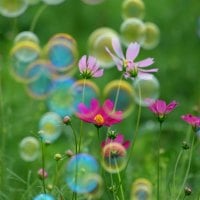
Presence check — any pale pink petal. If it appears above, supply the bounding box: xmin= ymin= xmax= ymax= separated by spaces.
xmin=139 ymin=68 xmax=158 ymax=73
xmin=112 ymin=38 xmax=124 ymax=59
xmin=126 ymin=42 xmax=140 ymax=60
xmin=93 ymin=69 xmax=104 ymax=77
xmin=87 ymin=56 xmax=97 ymax=70
xmin=136 ymin=58 xmax=154 ymax=67
xmin=78 ymin=55 xmax=87 ymax=72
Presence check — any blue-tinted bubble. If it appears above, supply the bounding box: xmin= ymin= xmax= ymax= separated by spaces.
xmin=66 ymin=153 xmax=99 ymax=193
xmin=81 ymin=0 xmax=105 ymax=5
xmin=103 ymin=80 xmax=135 ymax=118
xmin=33 ymin=193 xmax=55 ymax=200
xmin=25 ymin=60 xmax=53 ymax=99
xmin=39 ymin=112 xmax=63 ymax=143
xmin=19 ymin=136 xmax=40 ymax=162
xmin=72 ymin=80 xmax=100 ymax=110
xmin=14 ymin=31 xmax=39 ymax=44
xmin=41 ymin=0 xmax=65 ymax=5
xmin=47 ymin=77 xmax=75 ymax=117
xmin=0 ymin=0 xmax=28 ymax=18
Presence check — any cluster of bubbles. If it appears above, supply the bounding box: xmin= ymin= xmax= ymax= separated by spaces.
xmin=66 ymin=153 xmax=103 ymax=198
xmin=0 ymin=0 xmax=66 ymax=18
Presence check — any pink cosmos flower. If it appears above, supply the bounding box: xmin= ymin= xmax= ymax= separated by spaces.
xmin=76 ymin=99 xmax=123 ymax=127
xmin=147 ymin=99 xmax=178 ymax=122
xmin=181 ymin=114 xmax=200 ymax=130
xmin=105 ymin=38 xmax=158 ymax=79
xmin=78 ymin=55 xmax=104 ymax=79
xmin=101 ymin=134 xmax=130 ymax=149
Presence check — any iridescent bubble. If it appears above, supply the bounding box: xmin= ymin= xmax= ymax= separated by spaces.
xmin=120 ymin=18 xmax=145 ymax=47
xmin=141 ymin=22 xmax=160 ymax=50
xmin=33 ymin=193 xmax=55 ymax=200
xmin=39 ymin=112 xmax=63 ymax=143
xmin=103 ymin=80 xmax=135 ymax=118
xmin=133 ymin=75 xmax=160 ymax=106
xmin=25 ymin=60 xmax=53 ymax=99
xmin=19 ymin=136 xmax=40 ymax=162
xmin=102 ymin=142 xmax=127 ymax=174
xmin=0 ymin=0 xmax=28 ymax=18
xmin=131 ymin=178 xmax=152 ymax=200
xmin=81 ymin=0 xmax=105 ymax=5
xmin=14 ymin=31 xmax=39 ymax=44
xmin=41 ymin=0 xmax=65 ymax=5
xmin=24 ymin=0 xmax=40 ymax=5
xmin=88 ymin=27 xmax=120 ymax=68
xmin=47 ymin=77 xmax=75 ymax=117
xmin=72 ymin=80 xmax=100 ymax=110
xmin=122 ymin=0 xmax=145 ymax=20
xmin=44 ymin=35 xmax=78 ymax=76
xmin=66 ymin=153 xmax=99 ymax=193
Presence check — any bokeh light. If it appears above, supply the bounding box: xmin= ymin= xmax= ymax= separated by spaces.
xmin=47 ymin=77 xmax=75 ymax=117
xmin=0 ymin=0 xmax=28 ymax=18
xmin=133 ymin=75 xmax=160 ymax=106
xmin=33 ymin=193 xmax=55 ymax=200
xmin=14 ymin=31 xmax=40 ymax=44
xmin=39 ymin=112 xmax=63 ymax=143
xmin=131 ymin=178 xmax=152 ymax=200
xmin=141 ymin=22 xmax=160 ymax=50
xmin=103 ymin=80 xmax=135 ymax=118
xmin=19 ymin=136 xmax=40 ymax=162
xmin=66 ymin=153 xmax=99 ymax=193
xmin=102 ymin=142 xmax=127 ymax=173
xmin=120 ymin=18 xmax=145 ymax=47
xmin=88 ymin=27 xmax=120 ymax=68
xmin=41 ymin=0 xmax=65 ymax=5
xmin=122 ymin=0 xmax=145 ymax=20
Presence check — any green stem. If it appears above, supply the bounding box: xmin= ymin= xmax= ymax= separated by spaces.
xmin=175 ymin=135 xmax=195 ymax=200
xmin=29 ymin=5 xmax=48 ymax=32
xmin=69 ymin=123 xmax=78 ymax=154
xmin=41 ymin=141 xmax=46 ymax=194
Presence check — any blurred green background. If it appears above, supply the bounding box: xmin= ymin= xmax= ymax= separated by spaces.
xmin=0 ymin=0 xmax=200 ymax=199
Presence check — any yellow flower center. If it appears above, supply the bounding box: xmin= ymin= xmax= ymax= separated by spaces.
xmin=123 ymin=60 xmax=129 ymax=69
xmin=94 ymin=114 xmax=105 ymax=126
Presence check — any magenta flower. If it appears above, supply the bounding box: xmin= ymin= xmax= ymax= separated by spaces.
xmin=101 ymin=134 xmax=130 ymax=149
xmin=105 ymin=38 xmax=158 ymax=79
xmin=181 ymin=114 xmax=200 ymax=131
xmin=78 ymin=55 xmax=104 ymax=79
xmin=148 ymin=99 xmax=178 ymax=122
xmin=76 ymin=99 xmax=123 ymax=127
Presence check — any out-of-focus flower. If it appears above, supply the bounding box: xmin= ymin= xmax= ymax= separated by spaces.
xmin=78 ymin=55 xmax=104 ymax=79
xmin=101 ymin=134 xmax=130 ymax=149
xmin=38 ymin=168 xmax=48 ymax=179
xmin=181 ymin=114 xmax=200 ymax=131
xmin=105 ymin=38 xmax=157 ymax=79
xmin=147 ymin=99 xmax=178 ymax=123
xmin=76 ymin=98 xmax=123 ymax=127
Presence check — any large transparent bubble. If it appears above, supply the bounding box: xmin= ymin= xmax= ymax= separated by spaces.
xmin=81 ymin=0 xmax=105 ymax=5
xmin=47 ymin=77 xmax=75 ymax=117
xmin=66 ymin=153 xmax=99 ymax=193
xmin=33 ymin=194 xmax=55 ymax=200
xmin=88 ymin=27 xmax=120 ymax=68
xmin=19 ymin=136 xmax=40 ymax=162
xmin=131 ymin=178 xmax=152 ymax=200
xmin=39 ymin=112 xmax=63 ymax=143
xmin=102 ymin=142 xmax=127 ymax=174
xmin=141 ymin=22 xmax=160 ymax=50
xmin=120 ymin=18 xmax=145 ymax=47
xmin=14 ymin=31 xmax=39 ymax=44
xmin=122 ymin=0 xmax=145 ymax=20
xmin=0 ymin=0 xmax=28 ymax=18
xmin=41 ymin=0 xmax=65 ymax=5
xmin=103 ymin=80 xmax=135 ymax=118
xmin=133 ymin=75 xmax=160 ymax=106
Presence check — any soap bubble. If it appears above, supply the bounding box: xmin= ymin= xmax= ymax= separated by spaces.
xmin=0 ymin=0 xmax=28 ymax=18
xmin=41 ymin=0 xmax=65 ymax=5
xmin=47 ymin=77 xmax=75 ymax=117
xmin=131 ymin=178 xmax=152 ymax=200
xmin=39 ymin=112 xmax=63 ymax=143
xmin=81 ymin=0 xmax=105 ymax=5
xmin=66 ymin=153 xmax=99 ymax=193
xmin=33 ymin=193 xmax=55 ymax=200
xmin=72 ymin=80 xmax=100 ymax=109
xmin=14 ymin=31 xmax=39 ymax=44
xmin=88 ymin=27 xmax=120 ymax=68
xmin=19 ymin=136 xmax=40 ymax=162
xmin=133 ymin=75 xmax=160 ymax=106
xmin=141 ymin=22 xmax=160 ymax=50
xmin=122 ymin=0 xmax=145 ymax=20
xmin=103 ymin=80 xmax=135 ymax=118
xmin=102 ymin=142 xmax=127 ymax=173
xmin=25 ymin=60 xmax=53 ymax=99
xmin=120 ymin=18 xmax=145 ymax=47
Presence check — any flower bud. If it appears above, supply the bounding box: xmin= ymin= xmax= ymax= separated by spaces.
xmin=65 ymin=149 xmax=74 ymax=157
xmin=184 ymin=186 xmax=192 ymax=196
xmin=38 ymin=168 xmax=48 ymax=179
xmin=107 ymin=130 xmax=117 ymax=140
xmin=54 ymin=153 xmax=62 ymax=161
xmin=63 ymin=116 xmax=71 ymax=125
xmin=182 ymin=141 xmax=190 ymax=150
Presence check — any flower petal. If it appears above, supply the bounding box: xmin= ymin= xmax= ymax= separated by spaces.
xmin=155 ymin=100 xmax=167 ymax=114
xmin=114 ymin=134 xmax=124 ymax=144
xmin=78 ymin=55 xmax=87 ymax=72
xmin=165 ymin=101 xmax=178 ymax=113
xmin=87 ymin=56 xmax=97 ymax=70
xmin=126 ymin=42 xmax=140 ymax=60
xmin=137 ymin=58 xmax=154 ymax=67
xmin=112 ymin=38 xmax=124 ymax=59
xmin=93 ymin=69 xmax=104 ymax=77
